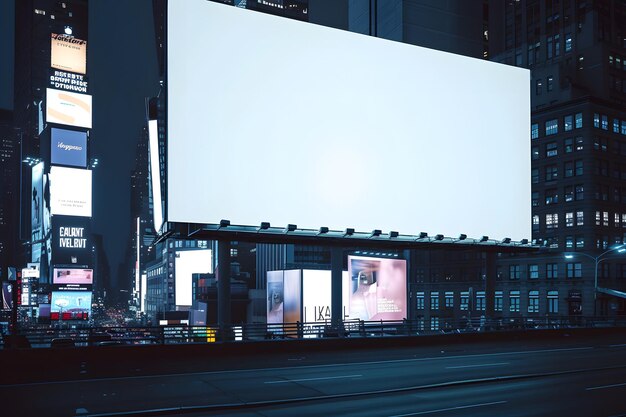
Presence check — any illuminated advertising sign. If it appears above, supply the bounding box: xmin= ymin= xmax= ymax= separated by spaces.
xmin=31 ymin=162 xmax=44 ymax=254
xmin=50 ymin=128 xmax=87 ymax=167
xmin=174 ymin=249 xmax=212 ymax=306
xmin=347 ymin=256 xmax=407 ymax=321
xmin=51 ymin=290 xmax=91 ymax=320
xmin=302 ymin=270 xmax=331 ymax=323
xmin=266 ymin=271 xmax=284 ymax=324
xmin=50 ymin=33 xmax=87 ymax=75
xmin=53 ymin=268 xmax=93 ymax=287
xmin=51 ymin=216 xmax=91 ymax=266
xmin=2 ymin=283 xmax=13 ymax=310
xmin=50 ymin=166 xmax=92 ymax=217
xmin=167 ymin=1 xmax=531 ymax=240
xmin=46 ymin=88 xmax=92 ymax=129
xmin=21 ymin=267 xmax=40 ymax=307
xmin=49 ymin=69 xmax=88 ymax=94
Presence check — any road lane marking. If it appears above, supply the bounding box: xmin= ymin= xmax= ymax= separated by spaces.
xmin=586 ymin=382 xmax=626 ymax=391
xmin=446 ymin=362 xmax=509 ymax=369
xmin=0 ymin=346 xmax=594 ymax=387
xmin=264 ymin=374 xmax=362 ymax=384
xmin=388 ymin=400 xmax=507 ymax=416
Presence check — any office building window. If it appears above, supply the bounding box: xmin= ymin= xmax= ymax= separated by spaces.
xmin=532 ymin=169 xmax=539 ymax=183
xmin=602 ymin=115 xmax=608 ymax=130
xmin=546 ymin=213 xmax=559 ymax=229
xmin=509 ymin=265 xmax=520 ymax=280
xmin=545 ymin=188 xmax=558 ymax=204
xmin=576 ymin=211 xmax=584 ymax=225
xmin=430 ymin=317 xmax=439 ymax=331
xmin=547 ymin=76 xmax=554 ymax=91
xmin=532 ymin=146 xmax=540 ymax=160
xmin=495 ymin=291 xmax=503 ymax=312
xmin=565 ymin=235 xmax=574 ymax=248
xmin=622 ymin=121 xmax=626 ymax=135
xmin=532 ymin=215 xmax=540 ymax=231
xmin=548 ymin=291 xmax=559 ymax=313
xmin=546 ymin=142 xmax=558 ymax=157
xmin=529 ymin=264 xmax=539 ymax=279
xmin=575 ymin=113 xmax=583 ymax=128
xmin=460 ymin=291 xmax=469 ymax=311
xmin=565 ymin=137 xmax=573 ymax=153
xmin=575 ymin=185 xmax=584 ymax=200
xmin=445 ymin=292 xmax=454 ymax=308
xmin=416 ymin=292 xmax=424 ymax=310
xmin=614 ymin=119 xmax=620 ymax=134
xmin=565 ymin=186 xmax=573 ymax=202
xmin=565 ymin=33 xmax=572 ymax=52
xmin=566 ymin=262 xmax=582 ymax=278
xmin=594 ymin=113 xmax=600 ymax=128
xmin=430 ymin=292 xmax=439 ymax=310
xmin=531 ymin=123 xmax=539 ymax=139
xmin=564 ymin=115 xmax=573 ymax=131
xmin=545 ymin=119 xmax=559 ymax=135
xmin=546 ymin=165 xmax=558 ymax=181
xmin=532 ymin=191 xmax=539 ymax=206
xmin=566 ymin=212 xmax=574 ymax=227
xmin=536 ymin=79 xmax=543 ymax=95
xmin=509 ymin=291 xmax=520 ymax=312
xmin=546 ymin=263 xmax=558 ymax=279
xmin=528 ymin=291 xmax=539 ymax=313
xmin=476 ymin=291 xmax=485 ymax=311
xmin=575 ymin=160 xmax=583 ymax=176
xmin=564 ymin=161 xmax=574 ymax=177
xmin=575 ymin=136 xmax=584 ymax=150
xmin=417 ymin=316 xmax=425 ymax=331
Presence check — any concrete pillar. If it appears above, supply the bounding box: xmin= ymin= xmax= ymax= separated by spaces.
xmin=331 ymin=246 xmax=343 ymax=328
xmin=217 ymin=240 xmax=231 ymax=336
xmin=484 ymin=251 xmax=497 ymax=320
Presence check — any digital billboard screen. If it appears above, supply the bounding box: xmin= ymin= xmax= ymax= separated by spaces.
xmin=51 ymin=291 xmax=91 ymax=320
xmin=2 ymin=283 xmax=12 ymax=310
xmin=31 ymin=162 xmax=44 ymax=245
xmin=266 ymin=271 xmax=284 ymax=324
xmin=53 ymin=268 xmax=93 ymax=286
xmin=51 ymin=216 xmax=91 ymax=266
xmin=166 ymin=1 xmax=531 ymax=240
xmin=347 ymin=256 xmax=407 ymax=321
xmin=50 ymin=33 xmax=87 ymax=75
xmin=50 ymin=166 xmax=92 ymax=217
xmin=174 ymin=249 xmax=212 ymax=306
xmin=46 ymin=88 xmax=92 ymax=129
xmin=51 ymin=128 xmax=87 ymax=167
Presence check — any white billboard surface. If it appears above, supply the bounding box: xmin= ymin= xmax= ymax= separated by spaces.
xmin=50 ymin=167 xmax=92 ymax=217
xmin=174 ymin=249 xmax=212 ymax=307
xmin=167 ymin=2 xmax=531 ymax=240
xmin=46 ymin=88 xmax=92 ymax=129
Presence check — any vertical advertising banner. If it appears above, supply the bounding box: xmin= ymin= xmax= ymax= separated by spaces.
xmin=50 ymin=33 xmax=87 ymax=75
xmin=50 ymin=166 xmax=92 ymax=217
xmin=51 ymin=216 xmax=92 ymax=266
xmin=347 ymin=256 xmax=407 ymax=321
xmin=31 ymin=162 xmax=44 ymax=259
xmin=2 ymin=283 xmax=13 ymax=310
xmin=266 ymin=271 xmax=284 ymax=324
xmin=46 ymin=88 xmax=92 ymax=129
xmin=302 ymin=270 xmax=332 ymax=323
xmin=50 ymin=128 xmax=87 ymax=167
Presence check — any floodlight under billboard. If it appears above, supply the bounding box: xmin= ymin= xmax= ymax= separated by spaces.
xmin=46 ymin=88 xmax=92 ymax=129
xmin=50 ymin=166 xmax=92 ymax=217
xmin=166 ymin=1 xmax=531 ymax=240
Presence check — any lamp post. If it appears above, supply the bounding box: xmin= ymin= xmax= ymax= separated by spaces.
xmin=565 ymin=244 xmax=626 ymax=317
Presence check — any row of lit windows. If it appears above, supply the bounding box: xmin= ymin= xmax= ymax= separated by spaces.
xmin=416 ymin=290 xmax=561 ymax=316
xmin=608 ymin=54 xmax=626 ymax=72
xmin=593 ymin=113 xmax=626 ymax=135
xmin=508 ymin=263 xmax=582 ymax=280
xmin=532 ymin=113 xmax=583 ymax=139
xmin=532 ymin=185 xmax=584 ymax=206
xmin=531 ymin=162 xmax=583 ymax=183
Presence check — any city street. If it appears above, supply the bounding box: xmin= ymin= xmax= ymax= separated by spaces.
xmin=2 ymin=333 xmax=626 ymax=416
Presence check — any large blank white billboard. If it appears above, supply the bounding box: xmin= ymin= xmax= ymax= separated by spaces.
xmin=174 ymin=249 xmax=212 ymax=307
xmin=50 ymin=166 xmax=92 ymax=217
xmin=167 ymin=1 xmax=531 ymax=240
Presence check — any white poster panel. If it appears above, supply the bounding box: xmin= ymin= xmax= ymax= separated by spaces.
xmin=46 ymin=88 xmax=92 ymax=129
xmin=49 ymin=167 xmax=92 ymax=217
xmin=50 ymin=33 xmax=87 ymax=75
xmin=174 ymin=249 xmax=212 ymax=307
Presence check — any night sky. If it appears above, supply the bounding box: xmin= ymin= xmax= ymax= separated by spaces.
xmin=0 ymin=0 xmax=159 ymax=291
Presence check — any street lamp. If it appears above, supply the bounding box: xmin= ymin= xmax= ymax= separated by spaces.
xmin=565 ymin=244 xmax=626 ymax=317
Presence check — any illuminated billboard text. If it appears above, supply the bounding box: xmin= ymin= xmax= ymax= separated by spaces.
xmin=50 ymin=33 xmax=87 ymax=75
xmin=51 ymin=128 xmax=87 ymax=167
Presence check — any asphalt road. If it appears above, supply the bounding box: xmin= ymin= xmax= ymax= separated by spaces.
xmin=2 ymin=334 xmax=626 ymax=416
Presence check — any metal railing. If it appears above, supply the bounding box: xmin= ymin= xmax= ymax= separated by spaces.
xmin=2 ymin=316 xmax=626 ymax=349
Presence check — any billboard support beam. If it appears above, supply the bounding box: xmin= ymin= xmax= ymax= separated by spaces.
xmin=484 ymin=252 xmax=497 ymax=322
xmin=217 ymin=239 xmax=232 ymax=340
xmin=331 ymin=247 xmax=343 ymax=329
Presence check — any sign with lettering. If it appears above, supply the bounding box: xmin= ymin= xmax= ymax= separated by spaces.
xmin=51 ymin=216 xmax=91 ymax=267
xmin=50 ymin=33 xmax=87 ymax=75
